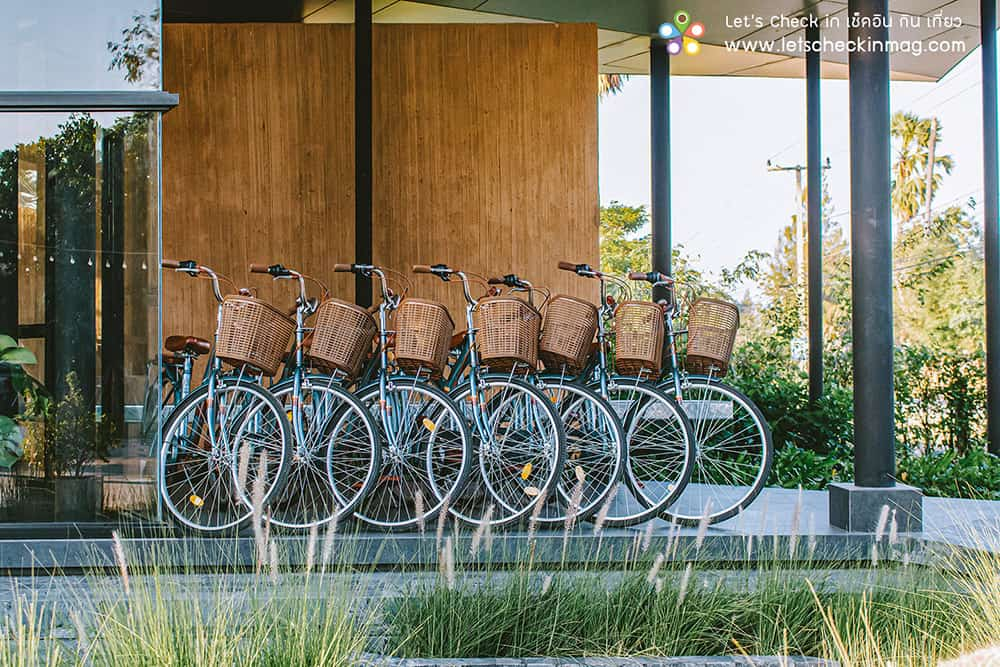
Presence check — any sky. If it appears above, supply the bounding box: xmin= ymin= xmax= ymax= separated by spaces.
xmin=598 ymin=46 xmax=992 ymax=281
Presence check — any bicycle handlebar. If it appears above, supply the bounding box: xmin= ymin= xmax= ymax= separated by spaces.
xmin=249 ymin=263 xmax=270 ymax=274
xmin=558 ymin=261 xmax=601 ymax=278
xmin=333 ymin=263 xmax=354 ymax=273
xmin=628 ymin=271 xmax=674 ymax=285
xmin=557 ymin=261 xmax=578 ymax=272
xmin=162 ymin=259 xmax=181 ymax=269
xmin=412 ymin=264 xmax=433 ymax=274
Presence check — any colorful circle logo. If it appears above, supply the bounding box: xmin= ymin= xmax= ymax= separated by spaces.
xmin=658 ymin=10 xmax=704 ymax=55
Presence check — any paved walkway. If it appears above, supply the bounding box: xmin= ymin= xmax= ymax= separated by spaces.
xmin=0 ymin=488 xmax=996 ymax=571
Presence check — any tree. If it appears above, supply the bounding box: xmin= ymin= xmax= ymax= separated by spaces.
xmin=891 ymin=112 xmax=954 ymax=224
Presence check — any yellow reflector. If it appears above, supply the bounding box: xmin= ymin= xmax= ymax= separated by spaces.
xmin=422 ymin=417 xmax=437 ymax=432
xmin=524 ymin=486 xmax=540 ymax=497
xmin=549 ymin=394 xmax=559 ymax=403
xmin=189 ymin=494 xmax=204 ymax=507
xmin=520 ymin=462 xmax=533 ymax=480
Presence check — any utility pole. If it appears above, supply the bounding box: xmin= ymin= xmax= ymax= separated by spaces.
xmin=924 ymin=118 xmax=937 ymax=226
xmin=768 ymin=158 xmax=831 ymax=363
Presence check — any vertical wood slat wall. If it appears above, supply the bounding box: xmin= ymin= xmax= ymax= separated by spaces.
xmin=163 ymin=22 xmax=598 ymax=343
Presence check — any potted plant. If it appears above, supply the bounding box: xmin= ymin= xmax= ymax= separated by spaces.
xmin=22 ymin=371 xmax=114 ymax=521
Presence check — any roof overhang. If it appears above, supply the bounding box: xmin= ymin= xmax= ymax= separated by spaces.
xmin=167 ymin=0 xmax=986 ymax=81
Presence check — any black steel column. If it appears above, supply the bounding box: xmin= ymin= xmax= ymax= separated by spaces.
xmin=45 ymin=128 xmax=97 ymax=406
xmin=354 ymin=0 xmax=373 ymax=307
xmin=983 ymin=0 xmax=1000 ymax=455
xmin=848 ymin=0 xmax=895 ymax=486
xmin=650 ymin=39 xmax=671 ymax=301
xmin=806 ymin=23 xmax=824 ymax=403
xmin=101 ymin=132 xmax=126 ymax=436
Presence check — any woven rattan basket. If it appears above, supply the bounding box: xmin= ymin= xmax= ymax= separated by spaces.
xmin=539 ymin=295 xmax=599 ymax=374
xmin=614 ymin=301 xmax=665 ymax=376
xmin=216 ymin=296 xmax=295 ymax=377
xmin=395 ymin=298 xmax=454 ymax=377
xmin=685 ymin=297 xmax=740 ymax=377
xmin=475 ymin=296 xmax=541 ymax=373
xmin=308 ymin=298 xmax=378 ymax=378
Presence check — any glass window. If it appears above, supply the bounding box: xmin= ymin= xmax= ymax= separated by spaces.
xmin=0 ymin=112 xmax=160 ymax=523
xmin=0 ymin=0 xmax=161 ymax=91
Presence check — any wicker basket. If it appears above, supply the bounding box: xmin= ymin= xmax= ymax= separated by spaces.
xmin=475 ymin=296 xmax=541 ymax=373
xmin=614 ymin=301 xmax=665 ymax=376
xmin=685 ymin=298 xmax=740 ymax=377
xmin=395 ymin=298 xmax=454 ymax=377
xmin=216 ymin=296 xmax=295 ymax=377
xmin=308 ymin=298 xmax=378 ymax=378
xmin=539 ymin=295 xmax=598 ymax=374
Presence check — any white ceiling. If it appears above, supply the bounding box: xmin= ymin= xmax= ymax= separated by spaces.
xmin=302 ymin=0 xmax=986 ymax=81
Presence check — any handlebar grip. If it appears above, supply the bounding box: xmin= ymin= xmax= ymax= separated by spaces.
xmin=333 ymin=263 xmax=353 ymax=273
xmin=412 ymin=264 xmax=433 ymax=274
xmin=161 ymin=259 xmax=181 ymax=269
xmin=487 ymin=277 xmax=505 ymax=285
xmin=249 ymin=263 xmax=270 ymax=274
xmin=557 ymin=261 xmax=578 ymax=272
xmin=627 ymin=271 xmax=647 ymax=281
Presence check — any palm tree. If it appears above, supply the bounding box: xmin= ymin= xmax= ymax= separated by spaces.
xmin=891 ymin=111 xmax=954 ymax=224
xmin=599 ymin=74 xmax=629 ymax=98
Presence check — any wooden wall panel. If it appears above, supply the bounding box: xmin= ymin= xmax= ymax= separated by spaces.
xmin=163 ymin=22 xmax=598 ymax=341
xmin=373 ymin=24 xmax=599 ymax=318
xmin=163 ymin=24 xmax=355 ymax=346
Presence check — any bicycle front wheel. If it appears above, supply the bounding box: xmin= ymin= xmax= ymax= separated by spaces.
xmin=658 ymin=377 xmax=773 ymax=526
xmin=353 ymin=380 xmax=473 ymax=530
xmin=531 ymin=377 xmax=625 ymax=526
xmin=267 ymin=377 xmax=380 ymax=530
xmin=158 ymin=380 xmax=292 ymax=533
xmin=449 ymin=376 xmax=567 ymax=528
xmin=595 ymin=379 xmax=695 ymax=527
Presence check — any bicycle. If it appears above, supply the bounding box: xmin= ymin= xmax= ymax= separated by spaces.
xmin=157 ymin=260 xmax=293 ymax=533
xmin=416 ymin=264 xmax=567 ymax=528
xmin=451 ymin=273 xmax=626 ymax=527
xmin=247 ymin=263 xmax=381 ymax=530
xmin=332 ymin=263 xmax=474 ymax=530
xmin=630 ymin=271 xmax=774 ymax=526
xmin=555 ymin=262 xmax=696 ymax=527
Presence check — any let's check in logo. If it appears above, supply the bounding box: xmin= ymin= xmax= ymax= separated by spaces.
xmin=658 ymin=10 xmax=705 ymax=55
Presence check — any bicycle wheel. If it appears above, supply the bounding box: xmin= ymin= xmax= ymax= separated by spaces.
xmin=530 ymin=377 xmax=625 ymax=526
xmin=352 ymin=380 xmax=473 ymax=530
xmin=267 ymin=377 xmax=380 ymax=529
xmin=658 ymin=377 xmax=773 ymax=526
xmin=593 ymin=379 xmax=695 ymax=527
xmin=158 ymin=380 xmax=292 ymax=533
xmin=449 ymin=376 xmax=567 ymax=528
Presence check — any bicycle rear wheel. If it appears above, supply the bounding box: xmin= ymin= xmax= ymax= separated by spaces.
xmin=531 ymin=377 xmax=625 ymax=526
xmin=593 ymin=379 xmax=695 ymax=528
xmin=352 ymin=380 xmax=473 ymax=530
xmin=658 ymin=377 xmax=773 ymax=526
xmin=449 ymin=376 xmax=567 ymax=528
xmin=158 ymin=380 xmax=291 ymax=533
xmin=267 ymin=377 xmax=380 ymax=529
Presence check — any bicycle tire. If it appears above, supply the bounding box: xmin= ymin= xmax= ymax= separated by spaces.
xmin=157 ymin=379 xmax=292 ymax=534
xmin=266 ymin=376 xmax=381 ymax=530
xmin=352 ymin=379 xmax=473 ymax=530
xmin=530 ymin=376 xmax=626 ymax=526
xmin=657 ymin=376 xmax=773 ymax=526
xmin=447 ymin=375 xmax=567 ymax=529
xmin=590 ymin=378 xmax=695 ymax=528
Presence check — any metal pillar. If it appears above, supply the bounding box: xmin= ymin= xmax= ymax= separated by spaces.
xmin=848 ymin=0 xmax=895 ymax=487
xmin=806 ymin=23 xmax=824 ymax=402
xmin=101 ymin=132 xmax=126 ymax=436
xmin=650 ymin=39 xmax=671 ymax=301
xmin=354 ymin=0 xmax=373 ymax=307
xmin=983 ymin=0 xmax=1000 ymax=455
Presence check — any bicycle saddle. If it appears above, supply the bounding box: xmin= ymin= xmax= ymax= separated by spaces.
xmin=164 ymin=335 xmax=211 ymax=356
